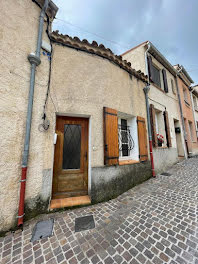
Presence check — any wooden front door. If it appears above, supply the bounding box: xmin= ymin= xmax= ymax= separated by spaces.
xmin=52 ymin=116 xmax=89 ymax=199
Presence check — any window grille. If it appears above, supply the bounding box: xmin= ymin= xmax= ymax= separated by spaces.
xmin=118 ymin=119 xmax=135 ymax=157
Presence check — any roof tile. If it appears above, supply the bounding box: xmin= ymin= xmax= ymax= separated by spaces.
xmin=50 ymin=31 xmax=148 ymax=83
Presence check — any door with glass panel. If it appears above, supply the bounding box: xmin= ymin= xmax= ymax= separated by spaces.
xmin=52 ymin=116 xmax=88 ymax=199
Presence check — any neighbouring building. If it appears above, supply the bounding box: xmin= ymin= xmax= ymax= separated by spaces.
xmin=0 ymin=0 xmax=152 ymax=233
xmin=122 ymin=41 xmax=186 ymax=173
xmin=174 ymin=65 xmax=198 ymax=156
xmin=191 ymin=85 xmax=198 ymax=140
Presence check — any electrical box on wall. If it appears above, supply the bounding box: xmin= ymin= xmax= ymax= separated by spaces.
xmin=42 ymin=40 xmax=51 ymax=53
xmin=175 ymin=127 xmax=181 ymax=133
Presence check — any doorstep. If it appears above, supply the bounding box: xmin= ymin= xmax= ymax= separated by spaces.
xmin=50 ymin=195 xmax=91 ymax=210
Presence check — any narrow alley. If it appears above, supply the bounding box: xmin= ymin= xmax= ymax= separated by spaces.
xmin=1 ymin=158 xmax=198 ymax=264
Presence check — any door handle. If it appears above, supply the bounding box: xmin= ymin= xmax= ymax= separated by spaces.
xmin=85 ymin=152 xmax=88 ymax=161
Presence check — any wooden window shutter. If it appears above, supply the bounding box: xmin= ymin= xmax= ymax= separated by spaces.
xmin=149 ymin=104 xmax=158 ymax=147
xmin=137 ymin=116 xmax=148 ymax=162
xmin=103 ymin=107 xmax=119 ymax=165
xmin=164 ymin=110 xmax=172 ymax=147
xmin=147 ymin=56 xmax=153 ymax=82
xmin=162 ymin=69 xmax=168 ymax=93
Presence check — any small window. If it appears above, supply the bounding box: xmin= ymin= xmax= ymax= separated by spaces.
xmin=193 ymin=95 xmax=198 ymax=110
xmin=171 ymin=79 xmax=176 ymax=94
xmin=118 ymin=119 xmax=134 ymax=157
xmin=152 ymin=64 xmax=161 ymax=88
xmin=183 ymin=87 xmax=189 ymax=104
xmin=155 ymin=110 xmax=167 ymax=147
xmin=118 ymin=117 xmax=139 ymax=161
xmin=188 ymin=121 xmax=194 ymax=141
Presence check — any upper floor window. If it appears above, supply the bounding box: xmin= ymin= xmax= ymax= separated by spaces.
xmin=183 ymin=87 xmax=189 ymax=105
xmin=152 ymin=65 xmax=161 ymax=88
xmin=188 ymin=121 xmax=194 ymax=141
xmin=147 ymin=56 xmax=168 ymax=92
xmin=171 ymin=79 xmax=176 ymax=94
xmin=193 ymin=95 xmax=198 ymax=110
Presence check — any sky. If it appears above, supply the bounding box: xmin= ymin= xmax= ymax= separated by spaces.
xmin=52 ymin=0 xmax=198 ymax=84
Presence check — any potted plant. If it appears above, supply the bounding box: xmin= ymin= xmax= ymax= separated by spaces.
xmin=157 ymin=134 xmax=164 ymax=147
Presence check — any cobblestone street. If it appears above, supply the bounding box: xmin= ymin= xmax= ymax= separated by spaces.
xmin=0 ymin=158 xmax=198 ymax=264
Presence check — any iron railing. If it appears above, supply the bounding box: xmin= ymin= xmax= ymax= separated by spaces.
xmin=118 ymin=125 xmax=135 ymax=153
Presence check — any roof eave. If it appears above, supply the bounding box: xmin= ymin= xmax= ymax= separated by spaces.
xmin=148 ymin=42 xmax=177 ymax=76
xmin=180 ymin=65 xmax=194 ymax=84
xmin=34 ymin=0 xmax=58 ymax=19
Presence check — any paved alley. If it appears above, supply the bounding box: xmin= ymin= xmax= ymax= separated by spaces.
xmin=0 ymin=158 xmax=198 ymax=264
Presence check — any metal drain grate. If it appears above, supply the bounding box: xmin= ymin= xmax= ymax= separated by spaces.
xmin=161 ymin=172 xmax=172 ymax=176
xmin=75 ymin=215 xmax=95 ymax=232
xmin=31 ymin=219 xmax=54 ymax=242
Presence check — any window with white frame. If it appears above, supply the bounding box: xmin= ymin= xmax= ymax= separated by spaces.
xmin=118 ymin=116 xmax=139 ymax=161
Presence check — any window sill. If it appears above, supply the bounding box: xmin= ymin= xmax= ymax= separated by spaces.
xmin=119 ymin=160 xmax=140 ymax=166
xmin=151 ymin=83 xmax=165 ymax=93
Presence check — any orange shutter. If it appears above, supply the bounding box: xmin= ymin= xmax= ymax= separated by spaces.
xmin=164 ymin=110 xmax=172 ymax=147
xmin=137 ymin=116 xmax=148 ymax=162
xmin=150 ymin=104 xmax=158 ymax=147
xmin=103 ymin=107 xmax=119 ymax=165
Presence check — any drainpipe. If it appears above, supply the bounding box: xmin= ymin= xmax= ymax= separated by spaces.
xmin=144 ymin=85 xmax=156 ymax=177
xmin=175 ymin=73 xmax=189 ymax=158
xmin=17 ymin=0 xmax=49 ymax=227
xmin=145 ymin=41 xmax=151 ymax=83
xmin=144 ymin=43 xmax=155 ymax=177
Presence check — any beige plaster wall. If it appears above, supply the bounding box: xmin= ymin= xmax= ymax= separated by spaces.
xmin=48 ymin=44 xmax=148 ymax=168
xmin=0 ymin=0 xmax=51 ymax=232
xmin=122 ymin=45 xmax=147 ymax=74
xmin=123 ymin=47 xmax=186 ymax=171
xmin=148 ymin=55 xmax=185 ymax=167
xmin=0 ymin=2 xmax=148 ymax=231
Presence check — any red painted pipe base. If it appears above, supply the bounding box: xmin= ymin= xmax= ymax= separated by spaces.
xmin=149 ymin=140 xmax=156 ymax=177
xmin=17 ymin=167 xmax=27 ymax=227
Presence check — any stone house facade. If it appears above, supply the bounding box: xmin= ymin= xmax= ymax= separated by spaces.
xmin=0 ymin=0 xmax=151 ymax=233
xmin=122 ymin=41 xmax=186 ymax=173
xmin=174 ymin=65 xmax=198 ymax=156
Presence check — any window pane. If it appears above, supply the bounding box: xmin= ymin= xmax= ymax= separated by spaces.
xmin=121 ymin=119 xmax=127 ymax=130
xmin=62 ymin=124 xmax=81 ymax=169
xmin=122 ymin=144 xmax=129 ymax=156
xmin=152 ymin=65 xmax=161 ymax=87
xmin=121 ymin=119 xmax=129 ymax=156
